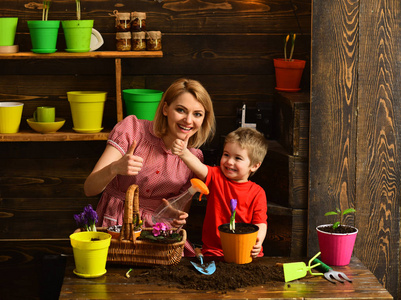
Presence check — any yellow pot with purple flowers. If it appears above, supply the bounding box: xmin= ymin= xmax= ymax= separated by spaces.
xmin=70 ymin=205 xmax=111 ymax=278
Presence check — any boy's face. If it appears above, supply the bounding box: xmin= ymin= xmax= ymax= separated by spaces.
xmin=220 ymin=142 xmax=260 ymax=183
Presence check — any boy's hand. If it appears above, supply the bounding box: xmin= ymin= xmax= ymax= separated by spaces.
xmin=251 ymin=237 xmax=262 ymax=258
xmin=171 ymin=135 xmax=190 ymax=156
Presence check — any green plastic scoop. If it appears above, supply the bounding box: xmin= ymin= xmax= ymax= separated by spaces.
xmin=283 ymin=252 xmax=323 ymax=282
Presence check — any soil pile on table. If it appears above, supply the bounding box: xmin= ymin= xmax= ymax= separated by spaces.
xmin=129 ymin=258 xmax=284 ymax=291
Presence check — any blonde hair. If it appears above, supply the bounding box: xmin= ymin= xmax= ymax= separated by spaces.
xmin=153 ymin=78 xmax=215 ymax=148
xmin=225 ymin=127 xmax=268 ymax=166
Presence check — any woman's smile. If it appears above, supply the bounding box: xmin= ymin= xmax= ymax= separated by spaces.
xmin=178 ymin=124 xmax=192 ymax=132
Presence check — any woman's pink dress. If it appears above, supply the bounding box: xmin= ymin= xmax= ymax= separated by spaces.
xmin=95 ymin=115 xmax=202 ymax=256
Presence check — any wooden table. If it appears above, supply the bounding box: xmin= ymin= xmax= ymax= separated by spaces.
xmin=60 ymin=256 xmax=393 ymax=299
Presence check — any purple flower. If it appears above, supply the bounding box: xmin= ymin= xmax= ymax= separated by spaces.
xmin=84 ymin=204 xmax=98 ymax=225
xmin=74 ymin=212 xmax=86 ymax=228
xmin=230 ymin=199 xmax=237 ymax=213
xmin=74 ymin=204 xmax=98 ymax=231
xmin=230 ymin=199 xmax=237 ymax=232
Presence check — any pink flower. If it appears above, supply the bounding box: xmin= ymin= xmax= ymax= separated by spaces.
xmin=152 ymin=222 xmax=170 ymax=237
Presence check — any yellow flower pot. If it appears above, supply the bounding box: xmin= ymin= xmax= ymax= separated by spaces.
xmin=67 ymin=91 xmax=107 ymax=133
xmin=0 ymin=102 xmax=24 ymax=133
xmin=70 ymin=231 xmax=111 ymax=278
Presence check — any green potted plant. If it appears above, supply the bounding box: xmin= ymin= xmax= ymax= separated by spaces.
xmin=218 ymin=199 xmax=259 ymax=264
xmin=316 ymin=207 xmax=358 ymax=266
xmin=27 ymin=1 xmax=61 ymax=54
xmin=61 ymin=0 xmax=95 ymax=52
xmin=139 ymin=222 xmax=183 ymax=244
xmin=273 ymin=33 xmax=306 ymax=92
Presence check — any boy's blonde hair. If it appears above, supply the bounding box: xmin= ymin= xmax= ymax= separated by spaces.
xmin=153 ymin=78 xmax=215 ymax=148
xmin=225 ymin=127 xmax=268 ymax=166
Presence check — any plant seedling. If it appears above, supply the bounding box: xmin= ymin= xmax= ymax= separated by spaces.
xmin=42 ymin=1 xmax=51 ymax=21
xmin=324 ymin=208 xmax=356 ymax=230
xmin=284 ymin=33 xmax=296 ymax=61
xmin=76 ymin=0 xmax=81 ymax=20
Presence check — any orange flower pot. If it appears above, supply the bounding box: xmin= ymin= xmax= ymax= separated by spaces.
xmin=107 ymin=227 xmax=142 ymax=240
xmin=274 ymin=58 xmax=306 ymax=92
xmin=218 ymin=223 xmax=259 ymax=264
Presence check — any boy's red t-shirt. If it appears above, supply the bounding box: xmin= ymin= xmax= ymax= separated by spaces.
xmin=202 ymin=166 xmax=268 ymax=257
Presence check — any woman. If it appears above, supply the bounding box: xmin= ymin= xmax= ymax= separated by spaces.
xmin=84 ymin=78 xmax=215 ymax=255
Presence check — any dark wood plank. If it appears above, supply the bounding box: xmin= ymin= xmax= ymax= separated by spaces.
xmin=274 ymin=91 xmax=310 ymax=157
xmin=310 ymin=0 xmax=400 ymax=298
xmin=0 ymin=35 xmax=310 ymax=75
xmin=253 ymin=141 xmax=308 ymax=209
xmin=264 ymin=203 xmax=307 ymax=257
xmin=0 ymin=240 xmax=71 ymax=300
xmin=309 ymin=0 xmax=357 ymax=257
xmin=13 ymin=0 xmax=311 ymax=34
xmin=356 ymin=1 xmax=401 ymax=299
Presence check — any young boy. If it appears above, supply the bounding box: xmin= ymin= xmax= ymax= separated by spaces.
xmin=172 ymin=127 xmax=268 ymax=258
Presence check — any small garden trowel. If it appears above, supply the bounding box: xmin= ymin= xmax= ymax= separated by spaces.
xmin=191 ymin=248 xmax=216 ymax=275
xmin=283 ymin=252 xmax=323 ymax=282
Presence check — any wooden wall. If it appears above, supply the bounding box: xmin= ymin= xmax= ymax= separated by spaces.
xmin=309 ymin=0 xmax=401 ymax=299
xmin=0 ymin=1 xmax=311 ymax=299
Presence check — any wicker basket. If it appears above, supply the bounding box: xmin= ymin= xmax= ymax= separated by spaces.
xmin=106 ymin=184 xmax=186 ymax=266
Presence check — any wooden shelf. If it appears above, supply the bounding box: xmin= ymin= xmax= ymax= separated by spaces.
xmin=0 ymin=51 xmax=163 ymax=142
xmin=0 ymin=51 xmax=163 ymax=59
xmin=0 ymin=130 xmax=110 ymax=142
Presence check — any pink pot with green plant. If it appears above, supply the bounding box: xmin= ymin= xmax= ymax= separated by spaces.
xmin=316 ymin=208 xmax=357 ymax=266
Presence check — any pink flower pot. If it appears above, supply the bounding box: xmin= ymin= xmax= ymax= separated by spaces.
xmin=316 ymin=224 xmax=358 ymax=266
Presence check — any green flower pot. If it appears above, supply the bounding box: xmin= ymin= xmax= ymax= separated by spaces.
xmin=28 ymin=20 xmax=60 ymax=54
xmin=0 ymin=17 xmax=18 ymax=46
xmin=61 ymin=20 xmax=93 ymax=52
xmin=122 ymin=89 xmax=163 ymax=121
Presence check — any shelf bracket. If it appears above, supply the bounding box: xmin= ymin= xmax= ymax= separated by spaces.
xmin=115 ymin=58 xmax=123 ymax=122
